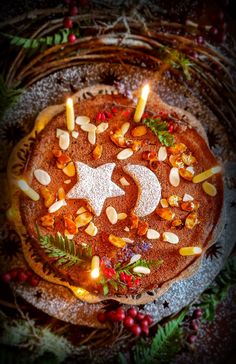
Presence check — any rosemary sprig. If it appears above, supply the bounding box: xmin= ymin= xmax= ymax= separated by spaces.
xmin=143 ymin=117 xmax=174 ymax=146
xmin=36 ymin=225 xmax=92 ymax=268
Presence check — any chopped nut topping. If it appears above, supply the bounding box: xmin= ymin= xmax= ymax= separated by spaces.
xmin=34 ymin=169 xmax=51 ymax=186
xmin=117 ymin=148 xmax=133 ymax=160
xmin=72 ymin=131 xmax=79 ymax=139
xmin=64 ymin=179 xmax=71 ymax=184
xmin=162 ymin=231 xmax=179 ymax=244
xmin=96 ymin=122 xmax=109 ymax=134
xmin=85 ymin=222 xmax=98 ymax=236
xmin=81 ymin=123 xmax=97 ymax=132
xmin=92 ymin=144 xmax=103 ymax=160
xmin=48 ymin=199 xmax=67 ymax=213
xmin=147 ymin=228 xmax=160 ymax=239
xmin=106 ymin=206 xmax=118 ymax=225
xmin=76 ymin=206 xmax=87 ymax=214
xmin=40 ymin=186 xmax=55 ymax=208
xmin=120 ymin=177 xmax=130 ymax=186
xmin=59 ymin=132 xmax=70 ymax=151
xmin=75 ymin=116 xmax=90 ymax=125
xmin=168 ymin=143 xmax=187 ymax=154
xmin=157 ymin=146 xmax=167 ymax=161
xmin=183 ymin=193 xmax=194 ymax=202
xmin=120 ymin=122 xmax=130 ymax=136
xmin=156 ymin=208 xmax=175 ymax=221
xmin=169 ymin=167 xmax=180 ymax=187
xmin=108 ymin=234 xmax=126 ymax=248
xmin=137 ymin=220 xmax=149 ymax=236
xmin=131 ymin=125 xmax=147 ymax=137
xmin=88 ymin=130 xmax=96 ymax=145
xmin=40 ymin=214 xmax=55 ymax=229
xmin=168 ymin=195 xmax=182 ymax=207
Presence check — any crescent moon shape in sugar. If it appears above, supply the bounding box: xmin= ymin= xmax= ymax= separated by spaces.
xmin=124 ymin=164 xmax=161 ymax=217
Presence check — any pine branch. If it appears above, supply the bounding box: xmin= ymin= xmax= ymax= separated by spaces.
xmin=36 ymin=226 xmax=92 ymax=269
xmin=132 ymin=310 xmax=186 ymax=364
xmin=0 ymin=75 xmax=24 ymax=120
xmin=143 ymin=117 xmax=174 ymax=146
xmin=0 ymin=28 xmax=72 ymax=50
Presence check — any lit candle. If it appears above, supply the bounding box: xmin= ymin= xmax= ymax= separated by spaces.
xmin=17 ymin=179 xmax=40 ymax=201
xmin=91 ymin=255 xmax=100 ymax=279
xmin=66 ymin=98 xmax=75 ymax=131
xmin=133 ymin=84 xmax=150 ymax=123
xmin=179 ymin=247 xmax=202 ymax=256
xmin=192 ymin=165 xmax=221 ymax=184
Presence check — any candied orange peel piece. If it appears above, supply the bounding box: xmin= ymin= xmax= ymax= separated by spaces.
xmin=108 ymin=234 xmax=126 ymax=248
xmin=156 ymin=208 xmax=175 ymax=221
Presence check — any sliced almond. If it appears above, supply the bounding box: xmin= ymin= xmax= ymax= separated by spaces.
xmin=163 ymin=231 xmax=179 ymax=244
xmin=96 ymin=122 xmax=109 ymax=134
xmin=75 ymin=116 xmax=90 ymax=125
xmin=160 ymin=198 xmax=169 ymax=208
xmin=108 ymin=234 xmax=126 ymax=248
xmin=117 ymin=148 xmax=133 ymax=160
xmin=76 ymin=206 xmax=87 ymax=215
xmin=64 ymin=179 xmax=71 ymax=184
xmin=120 ymin=177 xmax=130 ymax=186
xmin=124 ymin=226 xmax=130 ymax=232
xmin=75 ymin=212 xmax=93 ymax=228
xmin=169 ymin=167 xmax=180 ymax=187
xmin=157 ymin=146 xmax=167 ymax=161
xmin=56 ymin=128 xmax=67 ymax=138
xmin=88 ymin=130 xmax=96 ymax=145
xmin=147 ymin=228 xmax=160 ymax=240
xmin=202 ymin=181 xmax=217 ymax=197
xmin=58 ymin=187 xmax=66 ymax=200
xmin=117 ymin=212 xmax=127 ymax=220
xmin=183 ymin=193 xmax=194 ymax=202
xmin=85 ymin=222 xmax=98 ymax=236
xmin=72 ymin=131 xmax=79 ymax=139
xmin=186 ymin=166 xmax=195 ymax=174
xmin=48 ymin=199 xmax=67 ymax=213
xmin=120 ymin=122 xmax=130 ymax=136
xmin=133 ymin=266 xmax=150 ymax=274
xmin=62 ymin=161 xmax=75 ymax=177
xmin=59 ymin=132 xmax=70 ymax=150
xmin=128 ymin=254 xmax=141 ymax=265
xmin=131 ymin=125 xmax=147 ymax=137
xmin=34 ymin=169 xmax=51 ymax=186
xmin=106 ymin=206 xmax=118 ymax=224
xmin=122 ymin=237 xmax=134 ymax=244
xmin=81 ymin=123 xmax=97 ymax=132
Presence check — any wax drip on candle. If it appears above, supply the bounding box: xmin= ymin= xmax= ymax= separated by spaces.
xmin=133 ymin=84 xmax=150 ymax=123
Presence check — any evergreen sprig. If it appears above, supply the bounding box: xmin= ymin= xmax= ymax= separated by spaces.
xmin=0 ymin=75 xmax=24 ymax=120
xmin=1 ymin=28 xmax=74 ymax=50
xmin=36 ymin=225 xmax=92 ymax=268
xmin=199 ymin=256 xmax=236 ymax=321
xmin=143 ymin=117 xmax=174 ymax=146
xmin=160 ymin=47 xmax=192 ymax=80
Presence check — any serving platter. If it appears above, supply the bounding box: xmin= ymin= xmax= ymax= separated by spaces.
xmin=1 ymin=62 xmax=235 ymax=327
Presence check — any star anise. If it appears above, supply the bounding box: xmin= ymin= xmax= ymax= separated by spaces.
xmin=205 ymin=242 xmax=222 ymax=260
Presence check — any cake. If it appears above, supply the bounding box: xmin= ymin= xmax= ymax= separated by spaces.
xmin=8 ymin=86 xmax=223 ymax=304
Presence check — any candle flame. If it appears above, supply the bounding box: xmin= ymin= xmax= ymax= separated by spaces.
xmin=17 ymin=179 xmax=29 ymax=191
xmin=91 ymin=268 xmax=100 ymax=279
xmin=66 ymin=97 xmax=73 ymax=107
xmin=141 ymin=84 xmax=150 ymax=100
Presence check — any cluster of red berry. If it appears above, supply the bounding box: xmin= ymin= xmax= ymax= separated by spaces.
xmin=119 ymin=272 xmax=140 ymax=288
xmin=95 ymin=107 xmax=118 ymax=123
xmin=63 ymin=0 xmax=89 ymax=43
xmin=97 ymin=307 xmax=153 ymax=337
xmin=185 ymin=308 xmax=203 ymax=344
xmin=1 ymin=268 xmax=40 ymax=287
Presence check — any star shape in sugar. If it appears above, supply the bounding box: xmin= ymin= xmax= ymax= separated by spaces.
xmin=67 ymin=162 xmax=125 ymax=216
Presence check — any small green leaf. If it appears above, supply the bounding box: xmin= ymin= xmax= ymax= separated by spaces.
xmin=103 ymin=284 xmax=109 ymax=296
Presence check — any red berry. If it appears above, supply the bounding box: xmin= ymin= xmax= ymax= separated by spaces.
xmin=196 ymin=35 xmax=204 ymax=45
xmin=111 ymin=107 xmax=118 ymax=113
xmin=104 ymin=111 xmax=112 ymax=119
xmin=96 ymin=112 xmax=102 ymax=121
xmin=2 ymin=273 xmax=11 ymax=283
xmin=63 ymin=17 xmax=73 ymax=29
xmin=190 ymin=319 xmax=199 ymax=331
xmin=106 ymin=310 xmax=117 ymax=321
xmin=97 ymin=311 xmax=107 ymax=323
xmin=115 ymin=308 xmax=125 ymax=321
xmin=69 ymin=6 xmax=78 ymax=16
xmin=192 ymin=308 xmax=203 ymax=319
xmin=17 ymin=271 xmax=28 ymax=282
xmin=168 ymin=124 xmax=174 ymax=133
xmin=136 ymin=313 xmax=145 ymax=322
xmin=9 ymin=269 xmax=18 ymax=280
xmin=124 ymin=316 xmax=134 ymax=328
xmin=141 ymin=325 xmax=149 ymax=336
xmin=131 ymin=324 xmax=142 ymax=336
xmin=127 ymin=307 xmax=137 ymax=318
xmin=68 ymin=33 xmax=76 ymax=43
xmin=28 ymin=276 xmax=40 ymax=287
xmin=101 ymin=112 xmax=106 ymax=121
xmin=144 ymin=314 xmax=153 ymax=325
xmin=141 ymin=319 xmax=149 ymax=327
xmin=187 ymin=334 xmax=197 ymax=344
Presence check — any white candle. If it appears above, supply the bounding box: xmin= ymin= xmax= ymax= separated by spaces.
xmin=66 ymin=98 xmax=75 ymax=131
xmin=17 ymin=179 xmax=40 ymax=201
xmin=91 ymin=255 xmax=100 ymax=279
xmin=133 ymin=84 xmax=150 ymax=123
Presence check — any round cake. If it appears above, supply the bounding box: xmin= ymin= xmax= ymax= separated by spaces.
xmin=8 ymin=86 xmax=223 ymax=303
